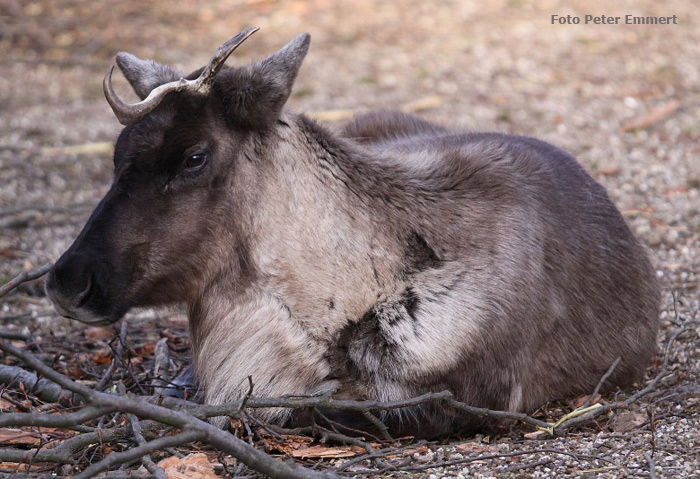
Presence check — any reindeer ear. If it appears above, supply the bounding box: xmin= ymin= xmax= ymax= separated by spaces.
xmin=217 ymin=33 xmax=311 ymax=129
xmin=115 ymin=53 xmax=181 ymax=100
xmin=256 ymin=32 xmax=311 ymax=94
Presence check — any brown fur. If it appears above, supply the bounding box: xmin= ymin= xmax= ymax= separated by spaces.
xmin=46 ymin=33 xmax=660 ymax=438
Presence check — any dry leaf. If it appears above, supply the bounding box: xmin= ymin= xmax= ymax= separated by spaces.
xmin=454 ymin=442 xmax=500 ymax=454
xmin=573 ymin=393 xmax=602 ymax=408
xmin=399 ymin=445 xmax=429 ymax=456
xmin=290 ymin=445 xmax=364 ymax=459
xmin=156 ymin=453 xmax=218 ymax=479
xmin=610 ymin=412 xmax=646 ymax=432
xmin=85 ymin=326 xmax=114 ymax=341
xmin=0 ymin=398 xmax=15 ymax=411
xmin=91 ymin=348 xmax=113 ymax=365
xmin=135 ymin=343 xmax=157 ymax=356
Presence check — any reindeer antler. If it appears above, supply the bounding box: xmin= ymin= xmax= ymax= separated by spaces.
xmin=104 ymin=27 xmax=259 ymax=125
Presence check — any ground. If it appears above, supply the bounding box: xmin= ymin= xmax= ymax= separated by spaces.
xmin=0 ymin=0 xmax=699 ymax=477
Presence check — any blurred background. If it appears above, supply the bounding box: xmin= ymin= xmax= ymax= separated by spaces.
xmin=0 ymin=0 xmax=698 ymax=321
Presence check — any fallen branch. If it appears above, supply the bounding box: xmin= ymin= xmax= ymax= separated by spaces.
xmin=0 ymin=364 xmax=79 ymax=406
xmin=0 ymin=339 xmax=342 ymax=479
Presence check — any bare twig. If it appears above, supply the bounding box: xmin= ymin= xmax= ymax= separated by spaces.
xmin=239 ymin=375 xmax=255 ymax=413
xmin=643 ymin=451 xmax=656 ymax=479
xmin=0 ymin=331 xmax=31 ymax=341
xmin=0 ymin=263 xmax=53 ymax=299
xmin=314 ymin=425 xmax=392 ymax=471
xmin=151 ymin=337 xmax=171 ymax=396
xmin=0 ymin=406 xmax=106 ymax=429
xmin=126 ymin=413 xmax=167 ymax=479
xmin=582 ymin=357 xmax=621 ymax=408
xmin=312 ymin=408 xmax=384 ymax=442
xmin=361 ymin=410 xmax=392 ymax=441
xmin=95 ymin=320 xmax=129 ymax=392
xmin=623 ymin=321 xmax=683 ymax=407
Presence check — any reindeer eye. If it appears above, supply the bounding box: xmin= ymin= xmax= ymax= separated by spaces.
xmin=183 ymin=153 xmax=207 ymax=171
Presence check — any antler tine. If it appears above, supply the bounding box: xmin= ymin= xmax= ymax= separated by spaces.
xmin=104 ymin=65 xmax=185 ymax=125
xmin=197 ymin=26 xmax=260 ymax=92
xmin=103 ymin=27 xmax=260 ymax=126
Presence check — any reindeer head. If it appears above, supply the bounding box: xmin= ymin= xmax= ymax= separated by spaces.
xmin=46 ymin=29 xmax=310 ymax=324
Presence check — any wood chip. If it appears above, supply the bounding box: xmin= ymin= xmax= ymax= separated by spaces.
xmin=0 ymin=428 xmax=41 ymax=446
xmin=0 ymin=462 xmax=44 ymax=470
xmin=620 ymin=99 xmax=680 ymax=132
xmin=156 ymin=453 xmax=218 ymax=479
xmin=40 ymin=142 xmax=114 ymax=157
xmin=400 ymin=95 xmax=443 ymax=113
xmin=307 ymin=108 xmax=356 ymax=122
xmin=592 ymin=165 xmax=620 ymax=177
xmin=664 ymin=185 xmax=689 ymax=196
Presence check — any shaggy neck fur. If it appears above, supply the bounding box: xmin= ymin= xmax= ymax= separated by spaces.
xmin=187 ymin=114 xmax=418 ymax=419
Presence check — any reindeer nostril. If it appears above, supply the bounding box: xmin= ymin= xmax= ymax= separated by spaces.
xmin=74 ymin=273 xmax=94 ymax=308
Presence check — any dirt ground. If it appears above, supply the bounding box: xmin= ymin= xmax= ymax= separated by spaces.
xmin=1 ymin=0 xmax=699 ymax=477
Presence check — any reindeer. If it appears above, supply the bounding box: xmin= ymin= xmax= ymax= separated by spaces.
xmin=46 ymin=28 xmax=660 ymax=438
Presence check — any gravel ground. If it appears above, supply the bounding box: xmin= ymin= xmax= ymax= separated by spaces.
xmin=1 ymin=0 xmax=699 ymax=477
